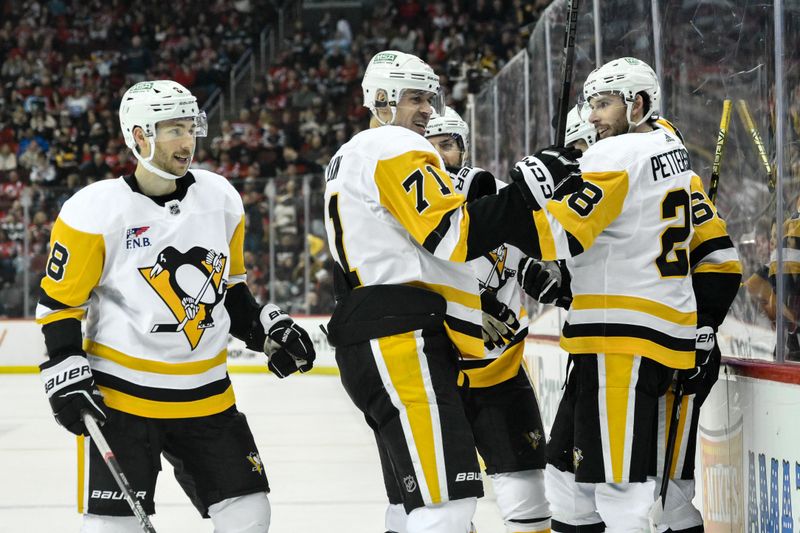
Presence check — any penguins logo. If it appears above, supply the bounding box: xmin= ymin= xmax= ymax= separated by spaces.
xmin=480 ymin=244 xmax=513 ymax=291
xmin=139 ymin=246 xmax=227 ymax=349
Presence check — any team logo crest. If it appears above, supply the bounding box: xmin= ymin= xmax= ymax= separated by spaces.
xmin=480 ymin=245 xmax=514 ymax=291
xmin=573 ymin=447 xmax=584 ymax=470
xmin=525 ymin=429 xmax=543 ymax=450
xmin=403 ymin=475 xmax=417 ymax=493
xmin=247 ymin=452 xmax=264 ymax=475
xmin=139 ymin=246 xmax=228 ymax=350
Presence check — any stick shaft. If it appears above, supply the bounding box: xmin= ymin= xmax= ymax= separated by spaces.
xmin=708 ymin=99 xmax=732 ymax=205
xmin=83 ymin=412 xmax=157 ymax=533
xmin=659 ymin=377 xmax=683 ymax=506
xmin=554 ymin=0 xmax=580 ymax=146
xmin=735 ymin=99 xmax=774 ymax=191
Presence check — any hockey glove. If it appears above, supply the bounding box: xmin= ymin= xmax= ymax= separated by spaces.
xmin=480 ymin=290 xmax=520 ymax=350
xmin=510 ymin=146 xmax=583 ymax=209
xmin=449 ymin=166 xmax=497 ymax=202
xmin=259 ymin=304 xmax=316 ymax=378
xmin=678 ymin=317 xmax=719 ymax=395
xmin=40 ymin=354 xmax=107 ymax=436
xmin=518 ymin=257 xmax=572 ymax=309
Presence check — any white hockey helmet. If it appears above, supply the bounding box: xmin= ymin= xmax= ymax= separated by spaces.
xmin=362 ymin=50 xmax=445 ymax=125
xmin=425 ymin=106 xmax=470 ymax=166
xmin=119 ymin=80 xmax=208 ymax=180
xmin=583 ymin=57 xmax=660 ymax=129
xmin=565 ymin=104 xmax=597 ymax=149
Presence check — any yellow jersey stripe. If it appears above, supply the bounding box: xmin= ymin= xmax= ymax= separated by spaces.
xmin=37 ymin=307 xmax=86 ymax=325
xmin=409 ymin=281 xmax=481 ymax=310
xmin=694 ymin=261 xmax=743 ymax=274
xmin=85 ymin=340 xmax=227 ymax=375
xmin=229 ymin=215 xmax=246 ymax=277
xmin=98 ymin=384 xmax=236 ymax=418
xmin=561 ymin=336 xmax=693 ymax=369
xmin=532 ymin=210 xmax=557 ymax=260
xmin=571 ymin=294 xmax=696 ymax=326
xmin=463 ymin=341 xmax=525 ymax=388
xmin=379 ymin=332 xmax=442 ymax=504
xmin=77 ymin=435 xmax=85 ymax=513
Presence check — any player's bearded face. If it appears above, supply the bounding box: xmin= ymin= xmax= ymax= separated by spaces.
xmin=428 ymin=134 xmax=463 ymax=167
xmin=152 ymin=119 xmax=196 ymax=176
xmin=588 ymin=94 xmax=629 ymax=139
xmin=394 ymin=89 xmax=435 ymax=136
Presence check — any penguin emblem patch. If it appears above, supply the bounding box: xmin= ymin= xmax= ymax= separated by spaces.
xmin=139 ymin=246 xmax=227 ymax=349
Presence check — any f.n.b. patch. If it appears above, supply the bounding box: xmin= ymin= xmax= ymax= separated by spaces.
xmin=126 ymin=226 xmax=151 ymax=249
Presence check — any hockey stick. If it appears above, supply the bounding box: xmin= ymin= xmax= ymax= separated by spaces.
xmin=708 ymin=99 xmax=732 ymax=205
xmin=554 ymin=0 xmax=580 ymax=146
xmin=735 ymin=99 xmax=774 ymax=192
xmin=82 ymin=411 xmax=157 ymax=533
xmin=648 ymin=375 xmax=684 ymax=526
xmin=151 ymin=265 xmax=216 ymax=333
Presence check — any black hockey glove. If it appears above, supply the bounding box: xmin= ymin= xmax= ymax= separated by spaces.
xmin=480 ymin=290 xmax=520 ymax=350
xmin=449 ymin=166 xmax=497 ymax=202
xmin=39 ymin=354 xmax=107 ymax=436
xmin=259 ymin=304 xmax=316 ymax=378
xmin=517 ymin=257 xmax=572 ymax=309
xmin=510 ymin=146 xmax=583 ymax=209
xmin=678 ymin=317 xmax=719 ymax=395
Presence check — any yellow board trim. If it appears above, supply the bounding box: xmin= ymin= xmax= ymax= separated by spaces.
xmin=463 ymin=342 xmax=525 ymax=388
xmin=571 ymin=294 xmax=697 ymax=326
xmin=603 ymin=353 xmax=634 ymax=483
xmin=97 ymin=384 xmax=236 ymax=418
xmin=84 ymin=340 xmax=227 ymax=375
xmin=379 ymin=332 xmax=442 ymax=504
xmin=694 ymin=260 xmax=742 ymax=274
xmin=560 ymin=336 xmax=693 ymax=369
xmin=77 ymin=434 xmax=85 ymax=513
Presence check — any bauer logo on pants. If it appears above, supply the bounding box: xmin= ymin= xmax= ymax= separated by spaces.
xmin=138 ymin=246 xmax=227 ymax=350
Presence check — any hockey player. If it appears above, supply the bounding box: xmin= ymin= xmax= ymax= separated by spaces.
xmin=520 ymin=57 xmax=704 ymax=531
xmin=37 ymin=80 xmax=315 ymax=532
xmin=533 ymin=105 xmax=741 ymax=532
xmin=323 ymin=51 xmax=581 ymax=533
xmin=422 ymin=107 xmax=551 ymax=533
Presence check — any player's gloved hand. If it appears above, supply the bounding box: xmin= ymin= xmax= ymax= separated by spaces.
xmin=259 ymin=304 xmax=316 ymax=378
xmin=480 ymin=290 xmax=520 ymax=350
xmin=40 ymin=354 xmax=107 ymax=436
xmin=510 ymin=146 xmax=583 ymax=209
xmin=517 ymin=257 xmax=573 ymax=309
xmin=678 ymin=317 xmax=719 ymax=394
xmin=449 ymin=166 xmax=497 ymax=202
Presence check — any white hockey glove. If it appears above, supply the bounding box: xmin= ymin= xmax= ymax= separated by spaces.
xmin=40 ymin=354 xmax=107 ymax=436
xmin=678 ymin=316 xmax=719 ymax=394
xmin=259 ymin=304 xmax=316 ymax=378
xmin=480 ymin=290 xmax=520 ymax=350
xmin=517 ymin=257 xmax=572 ymax=308
xmin=510 ymin=146 xmax=583 ymax=209
xmin=450 ymin=166 xmax=497 ymax=202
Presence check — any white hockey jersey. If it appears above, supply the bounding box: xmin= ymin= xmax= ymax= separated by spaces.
xmin=530 ymin=128 xmax=699 ymax=369
xmin=37 ymin=170 xmax=247 ymax=418
xmin=323 ymin=125 xmax=484 ymax=356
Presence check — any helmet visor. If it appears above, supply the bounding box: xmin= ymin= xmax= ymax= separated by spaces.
xmin=398 ymin=88 xmax=445 ymax=116
xmin=153 ymin=111 xmax=208 ymax=142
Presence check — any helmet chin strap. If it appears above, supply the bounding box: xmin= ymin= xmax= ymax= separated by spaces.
xmin=372 ymin=104 xmax=398 ymax=126
xmin=133 ymin=137 xmax=192 ymax=181
xmin=625 ymin=99 xmax=651 ymax=132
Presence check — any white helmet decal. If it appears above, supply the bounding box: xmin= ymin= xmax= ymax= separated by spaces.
xmin=425 ymin=106 xmax=470 ymax=166
xmin=565 ymin=104 xmax=597 ymax=148
xmin=362 ymin=50 xmax=445 ymax=125
xmin=119 ymin=80 xmax=207 ymax=180
xmin=583 ymin=57 xmax=660 ymax=130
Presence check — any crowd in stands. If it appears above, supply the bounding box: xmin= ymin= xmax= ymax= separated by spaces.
xmin=0 ymin=0 xmax=545 ymax=317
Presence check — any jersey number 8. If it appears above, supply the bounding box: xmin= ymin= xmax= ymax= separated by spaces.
xmin=46 ymin=242 xmax=70 ymax=282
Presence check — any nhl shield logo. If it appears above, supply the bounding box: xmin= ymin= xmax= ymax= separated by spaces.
xmin=166 ymin=200 xmax=181 ymax=215
xmin=403 ymin=475 xmax=417 ymax=493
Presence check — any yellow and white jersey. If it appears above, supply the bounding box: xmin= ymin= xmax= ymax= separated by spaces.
xmin=688 ymin=175 xmax=741 ymax=277
xmin=540 ymin=128 xmax=699 ymax=369
xmin=323 ymin=125 xmax=484 ymax=356
xmin=37 ymin=169 xmax=247 ymax=418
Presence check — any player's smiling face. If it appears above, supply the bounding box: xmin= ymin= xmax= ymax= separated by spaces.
xmin=588 ymin=93 xmax=630 ymax=139
xmin=394 ymin=89 xmax=435 ymax=135
xmin=151 ymin=118 xmax=196 ymax=176
xmin=427 ymin=134 xmax=463 ymax=167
